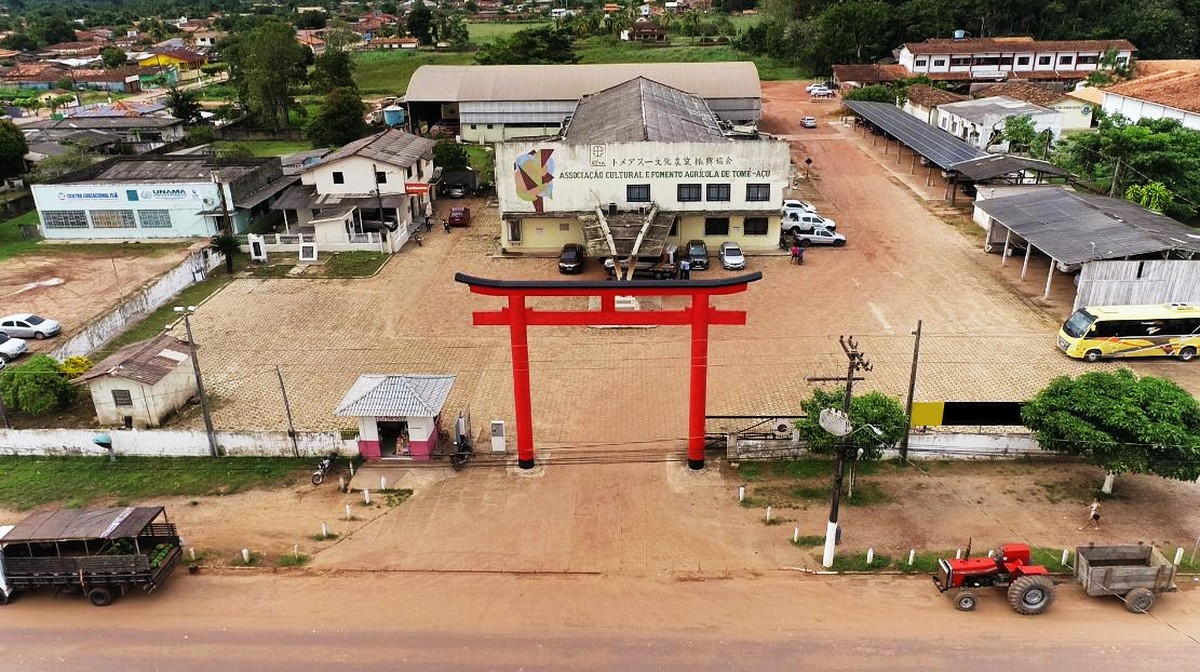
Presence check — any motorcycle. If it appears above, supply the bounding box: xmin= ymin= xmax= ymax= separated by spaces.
xmin=449 ymin=437 xmax=474 ymax=472
xmin=312 ymin=454 xmax=337 ymax=485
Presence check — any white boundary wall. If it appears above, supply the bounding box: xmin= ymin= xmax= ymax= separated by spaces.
xmin=0 ymin=428 xmax=356 ymax=457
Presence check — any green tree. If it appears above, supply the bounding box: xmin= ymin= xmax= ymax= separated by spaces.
xmin=0 ymin=120 xmax=29 ymax=179
xmin=296 ymin=10 xmax=328 ymax=29
xmin=794 ymin=388 xmax=908 ymax=461
xmin=34 ymin=17 xmax=78 ymax=46
xmin=843 ymin=85 xmax=894 ymax=103
xmin=1022 ymin=369 xmax=1200 ymax=494
xmin=310 ymin=50 xmax=356 ymax=94
xmin=209 ymin=234 xmax=241 ymax=274
xmin=306 ymin=87 xmax=370 ymax=149
xmin=1125 ymin=182 xmax=1174 ymax=213
xmin=432 ymin=8 xmax=470 ymax=46
xmin=99 ymin=45 xmax=127 ymax=69
xmin=475 ymin=26 xmax=578 ymax=65
xmin=1002 ymin=114 xmax=1038 ymax=154
xmin=165 ymin=86 xmax=203 ymax=125
xmin=0 ymin=33 xmax=38 ymax=52
xmin=25 ymin=150 xmax=96 ymax=183
xmin=433 ymin=139 xmax=470 ymax=172
xmin=407 ymin=1 xmax=434 ymax=44
xmin=222 ymin=20 xmax=309 ymax=130
xmin=0 ymin=354 xmax=76 ymax=416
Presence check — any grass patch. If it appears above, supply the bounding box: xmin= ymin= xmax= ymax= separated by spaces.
xmin=1161 ymin=545 xmax=1200 ymax=572
xmin=381 ymin=488 xmax=413 ymax=507
xmin=830 ymin=551 xmax=892 ymax=572
xmin=1036 ymin=477 xmax=1117 ymax=505
xmin=0 ymin=211 xmax=45 ymax=260
xmin=465 ymin=144 xmax=494 ymax=178
xmin=213 ymin=140 xmax=314 ymax=157
xmin=322 ymin=251 xmax=389 ymax=278
xmin=89 ymin=259 xmax=243 ymax=360
xmin=353 ymin=50 xmax=477 ymax=96
xmin=195 ymin=82 xmax=237 ymax=101
xmin=897 ymin=550 xmax=953 ymax=574
xmin=1030 ymin=547 xmax=1071 ymax=570
xmin=309 ymin=532 xmax=340 ymax=542
xmin=791 ymin=535 xmax=825 ymax=547
xmin=232 ymin=550 xmax=263 ymax=567
xmin=0 ymin=456 xmax=309 ymax=510
xmin=276 ymin=552 xmax=311 ymax=567
xmin=467 ymin=21 xmax=550 ymax=43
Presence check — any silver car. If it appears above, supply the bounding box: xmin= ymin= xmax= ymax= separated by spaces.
xmin=718 ymin=241 xmax=746 ymax=270
xmin=0 ymin=332 xmax=27 ymax=361
xmin=0 ymin=313 xmax=62 ymax=339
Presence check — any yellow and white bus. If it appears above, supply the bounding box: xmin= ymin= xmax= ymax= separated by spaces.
xmin=1058 ymin=303 xmax=1200 ymax=362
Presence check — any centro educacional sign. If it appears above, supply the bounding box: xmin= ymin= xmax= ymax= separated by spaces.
xmin=53 ymin=187 xmax=204 ymax=202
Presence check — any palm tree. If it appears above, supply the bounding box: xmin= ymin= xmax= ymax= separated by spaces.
xmin=209 ymin=234 xmax=241 ymax=274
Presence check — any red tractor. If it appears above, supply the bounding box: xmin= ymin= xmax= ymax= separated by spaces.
xmin=932 ymin=542 xmax=1055 ymax=615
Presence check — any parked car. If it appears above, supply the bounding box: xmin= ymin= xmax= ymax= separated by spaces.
xmin=557 ymin=243 xmax=587 ymax=274
xmin=809 ymin=86 xmax=835 ymax=98
xmin=781 ymin=210 xmax=836 ymax=234
xmin=795 ymin=226 xmax=846 ymax=247
xmin=685 ymin=239 xmax=709 ymax=270
xmin=782 ymin=199 xmax=817 ymax=214
xmin=602 ymin=245 xmax=677 ymax=279
xmin=801 ymin=116 xmax=818 ymax=129
xmin=447 ymin=207 xmax=471 ymax=226
xmin=0 ymin=314 xmax=61 ymax=340
xmin=718 ymin=241 xmax=746 ymax=270
xmin=805 ymin=83 xmax=826 ymax=93
xmin=0 ymin=332 xmax=27 ymax=362
xmin=444 ymin=183 xmax=467 ymax=198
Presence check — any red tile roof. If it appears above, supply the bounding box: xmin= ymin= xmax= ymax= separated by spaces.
xmin=832 ymin=63 xmax=909 ymax=84
xmin=1105 ymin=70 xmax=1200 ymax=115
xmin=904 ymin=37 xmax=1136 ymax=55
xmin=972 ymin=82 xmax=1067 ymax=106
xmin=905 ymin=84 xmax=967 ymax=107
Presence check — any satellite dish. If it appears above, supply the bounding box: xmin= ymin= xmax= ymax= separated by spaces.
xmin=818 ymin=408 xmax=852 ymax=437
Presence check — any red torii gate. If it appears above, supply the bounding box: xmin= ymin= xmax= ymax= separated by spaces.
xmin=455 ymin=272 xmax=762 ymax=470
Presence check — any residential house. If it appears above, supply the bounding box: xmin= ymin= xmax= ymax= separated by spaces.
xmin=296 ymin=33 xmax=326 ymax=56
xmin=0 ymin=62 xmax=69 ymax=90
xmin=901 ymin=84 xmax=966 ymax=126
xmin=369 ymin=36 xmax=419 ymax=50
xmin=832 ymin=63 xmax=909 ymax=89
xmin=42 ymin=42 xmax=103 ymax=58
xmin=972 ymin=82 xmax=1093 ymax=133
xmin=31 ymin=155 xmax=292 ymax=240
xmin=296 ymin=5 xmax=328 ymax=12
xmin=271 ymin=129 xmax=437 ymax=253
xmin=357 ymin=12 xmax=398 ymax=36
xmin=1101 ymin=70 xmax=1200 ymax=131
xmin=895 ymin=36 xmax=1135 ymax=85
xmin=934 ymin=96 xmax=1061 ymax=152
xmin=65 ymin=99 xmax=169 ymax=118
xmin=138 ymin=48 xmax=207 ymax=70
xmin=192 ymin=31 xmax=226 ymax=48
xmin=622 ymin=19 xmax=667 ymax=42
xmin=75 ymin=334 xmax=197 ymax=428
xmin=70 ymin=66 xmax=147 ymax=93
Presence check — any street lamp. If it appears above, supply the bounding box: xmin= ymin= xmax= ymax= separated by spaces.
xmin=846 ymin=424 xmax=883 ymax=500
xmin=175 ymin=306 xmax=218 ymax=458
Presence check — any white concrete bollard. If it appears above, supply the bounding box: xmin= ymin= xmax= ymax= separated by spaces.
xmin=765 ymin=506 xmax=772 ymax=522
xmin=349 ymin=462 xmax=355 ymax=476
xmin=987 ymin=549 xmax=995 ymax=558
xmin=738 ymin=485 xmax=745 ymax=502
xmin=866 ymin=548 xmax=874 ymax=565
xmin=338 ymin=476 xmax=346 ymax=492
xmin=345 ymin=504 xmax=352 ymax=521
xmin=1174 ymin=548 xmax=1185 ymax=566
xmin=293 ymin=544 xmax=299 ymax=557
xmin=321 ymin=522 xmax=329 ymax=538
xmin=1062 ymin=549 xmax=1070 ymax=566
xmin=908 ymin=549 xmax=915 ymax=566
xmin=793 ymin=528 xmax=800 ymax=544
xmin=363 ymin=489 xmax=371 ymax=505
xmin=955 ymin=548 xmax=962 ymax=559
xmin=241 ymin=548 xmax=250 ymax=564
xmin=189 ymin=547 xmax=196 ymax=562
xmin=380 ymin=476 xmax=387 ymax=491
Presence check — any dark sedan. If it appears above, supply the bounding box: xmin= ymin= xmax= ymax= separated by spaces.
xmin=558 ymin=243 xmax=586 ymax=273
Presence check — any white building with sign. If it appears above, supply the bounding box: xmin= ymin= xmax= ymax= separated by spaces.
xmin=896 ymin=36 xmax=1135 ymax=84
xmin=31 ymin=156 xmax=291 ymax=240
xmin=495 ymin=77 xmax=790 ymax=256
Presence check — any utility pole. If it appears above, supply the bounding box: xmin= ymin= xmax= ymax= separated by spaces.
xmin=276 ymin=365 xmax=299 ymax=458
xmin=176 ymin=306 xmax=218 ymax=458
xmin=823 ymin=335 xmax=871 ymax=568
xmin=1108 ymin=157 xmax=1122 ymax=198
xmin=372 ymin=162 xmax=384 ymax=235
xmin=899 ymin=319 xmax=922 ymax=462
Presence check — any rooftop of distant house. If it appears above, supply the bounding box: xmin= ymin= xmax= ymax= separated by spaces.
xmin=1105 ymin=70 xmax=1200 ymax=115
xmin=50 ymin=155 xmax=273 ymax=185
xmin=905 ymin=84 xmax=967 ymax=107
xmin=972 ymin=82 xmax=1067 ymax=107
xmin=938 ymin=96 xmax=1054 ymax=123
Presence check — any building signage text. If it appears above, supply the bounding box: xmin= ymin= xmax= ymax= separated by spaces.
xmin=138 ymin=188 xmax=198 ymax=201
xmin=559 ymin=168 xmax=772 ymax=180
xmin=57 ymin=190 xmax=119 ymax=201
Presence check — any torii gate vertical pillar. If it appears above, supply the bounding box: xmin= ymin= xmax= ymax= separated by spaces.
xmin=687 ymin=294 xmax=710 ymax=469
xmin=508 ymin=294 xmax=536 ymax=468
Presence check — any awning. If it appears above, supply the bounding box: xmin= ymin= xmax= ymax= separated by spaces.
xmin=270 ymin=184 xmax=410 ymax=211
xmin=235 ymin=175 xmax=299 ymax=209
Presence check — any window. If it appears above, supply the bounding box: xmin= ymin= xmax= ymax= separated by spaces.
xmin=743 ymin=217 xmax=769 ymax=236
xmin=704 ymin=217 xmax=729 ymax=236
xmin=746 ymin=184 xmax=770 ymax=202
xmin=914 ymin=59 xmax=927 ymax=67
xmin=332 ymin=171 xmax=345 ymax=184
xmin=90 ymin=210 xmax=136 ymax=229
xmin=111 ymin=389 xmax=133 ymax=407
xmin=1017 ymin=56 xmax=1030 ymax=66
xmin=972 ymin=56 xmax=1001 ymax=66
xmin=1038 ymin=56 xmax=1051 ymax=65
xmin=706 ymin=184 xmax=730 ymax=202
xmin=42 ymin=210 xmax=88 ymax=229
xmin=508 ymin=219 xmax=521 ymax=242
xmin=375 ymin=171 xmax=387 ymax=184
xmin=949 ymin=57 xmax=971 ymax=67
xmin=486 ymin=124 xmax=494 ymax=129
xmin=1059 ymin=55 xmax=1073 ymax=65
xmin=138 ymin=209 xmax=172 ymax=228
xmin=558 ymin=222 xmax=570 ymax=232
xmin=933 ymin=59 xmax=946 ymax=67
xmin=1116 ymin=56 xmax=1128 ymax=64
xmin=626 ymin=184 xmax=651 ymax=202
xmin=1077 ymin=55 xmax=1099 ymax=65
xmin=677 ymin=183 xmax=702 ymax=202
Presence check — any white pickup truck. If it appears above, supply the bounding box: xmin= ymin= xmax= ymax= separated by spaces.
xmin=781 ymin=210 xmax=837 ymax=235
xmin=794 ymin=226 xmax=846 ymax=247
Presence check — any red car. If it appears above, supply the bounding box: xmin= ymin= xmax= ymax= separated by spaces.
xmin=448 ymin=206 xmax=471 ymax=227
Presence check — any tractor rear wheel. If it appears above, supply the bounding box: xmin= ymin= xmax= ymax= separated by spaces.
xmin=1007 ymin=575 xmax=1054 ymax=615
xmin=1125 ymin=587 xmax=1156 ymax=613
xmin=954 ymin=590 xmax=978 ymax=611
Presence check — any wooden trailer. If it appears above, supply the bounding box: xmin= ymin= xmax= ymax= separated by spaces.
xmin=1074 ymin=544 xmax=1178 ymax=613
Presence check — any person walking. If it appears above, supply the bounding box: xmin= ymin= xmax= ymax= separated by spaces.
xmin=424 ymin=215 xmax=433 ymax=233
xmin=1079 ymin=499 xmax=1101 ymax=530
xmin=442 ymin=217 xmax=450 ymax=233
xmin=678 ymin=257 xmax=691 ymax=280
xmin=790 ymin=244 xmax=801 ymax=265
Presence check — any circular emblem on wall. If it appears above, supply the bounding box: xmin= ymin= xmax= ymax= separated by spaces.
xmin=1081 ymin=105 xmax=1093 ymax=116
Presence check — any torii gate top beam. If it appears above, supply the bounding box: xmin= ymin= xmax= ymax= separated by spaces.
xmin=454 ymin=272 xmax=763 ymax=298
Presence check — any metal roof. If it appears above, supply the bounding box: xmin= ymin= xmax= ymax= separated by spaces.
xmin=1 ymin=507 xmax=165 ymax=543
xmin=318 ymin=129 xmax=436 ymax=169
xmin=937 ymin=96 xmax=1054 ymax=125
xmin=334 ymin=374 xmax=456 ymax=418
xmin=405 ymin=62 xmax=762 ymax=103
xmin=843 ymin=100 xmax=988 ymax=170
xmin=88 ymin=157 xmax=260 ymax=183
xmin=974 ymin=188 xmax=1200 ymax=265
xmin=949 ymin=154 xmax=1074 ymax=181
xmin=563 ymin=77 xmax=728 ymax=144
xmin=75 ymin=334 xmax=192 ymax=386
xmin=270 ymin=184 xmax=408 ymax=211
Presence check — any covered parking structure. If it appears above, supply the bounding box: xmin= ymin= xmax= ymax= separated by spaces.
xmin=974 ymin=187 xmax=1200 ymax=301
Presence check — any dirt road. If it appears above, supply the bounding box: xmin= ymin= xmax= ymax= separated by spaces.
xmin=3 ymin=572 xmax=1198 ymax=670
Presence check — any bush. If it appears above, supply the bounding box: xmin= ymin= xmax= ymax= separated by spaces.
xmin=59 ymin=356 xmax=93 ymax=379
xmin=0 ymin=354 xmax=76 ymax=415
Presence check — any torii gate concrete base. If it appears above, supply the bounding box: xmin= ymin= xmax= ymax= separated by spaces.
xmin=456 ymin=272 xmax=762 ymax=470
